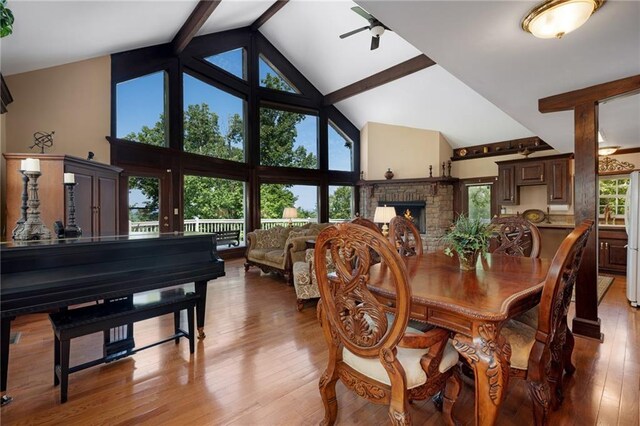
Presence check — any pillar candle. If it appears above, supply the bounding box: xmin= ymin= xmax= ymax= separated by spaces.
xmin=63 ymin=173 xmax=75 ymax=184
xmin=24 ymin=158 xmax=40 ymax=172
xmin=19 ymin=160 xmax=27 ymax=171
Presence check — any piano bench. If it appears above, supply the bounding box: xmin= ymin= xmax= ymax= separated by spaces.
xmin=48 ymin=291 xmax=199 ymax=403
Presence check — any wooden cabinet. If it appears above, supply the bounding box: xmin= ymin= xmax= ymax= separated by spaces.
xmin=599 ymin=228 xmax=628 ymax=274
xmin=498 ymin=164 xmax=518 ymax=205
xmin=516 ymin=161 xmax=545 ymax=186
xmin=496 ymin=154 xmax=572 ymax=206
xmin=547 ymin=159 xmax=571 ymax=204
xmin=3 ymin=154 xmax=122 ymax=239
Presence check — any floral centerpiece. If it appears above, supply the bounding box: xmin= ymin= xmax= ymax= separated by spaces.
xmin=442 ymin=215 xmax=492 ymax=271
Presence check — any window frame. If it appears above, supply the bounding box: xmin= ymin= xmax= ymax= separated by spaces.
xmin=599 ymin=174 xmax=630 ymax=219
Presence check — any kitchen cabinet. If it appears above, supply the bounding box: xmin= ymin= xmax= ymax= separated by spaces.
xmin=516 ymin=161 xmax=546 ymax=185
xmin=599 ymin=228 xmax=628 ymax=274
xmin=3 ymin=154 xmax=122 ymax=239
xmin=498 ymin=164 xmax=518 ymax=205
xmin=496 ymin=154 xmax=572 ymax=206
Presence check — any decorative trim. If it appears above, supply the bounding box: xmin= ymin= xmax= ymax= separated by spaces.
xmin=598 ymin=156 xmax=635 ymax=173
xmin=451 ymin=137 xmax=552 ymax=161
xmin=337 ymin=369 xmax=387 ymax=400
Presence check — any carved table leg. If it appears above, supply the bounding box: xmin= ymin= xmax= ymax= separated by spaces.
xmin=453 ymin=323 xmax=511 ymax=426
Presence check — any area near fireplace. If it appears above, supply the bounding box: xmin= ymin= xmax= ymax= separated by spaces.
xmin=358 ymin=177 xmax=457 ymax=252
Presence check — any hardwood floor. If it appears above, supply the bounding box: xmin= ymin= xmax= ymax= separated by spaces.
xmin=1 ymin=260 xmax=638 ymax=425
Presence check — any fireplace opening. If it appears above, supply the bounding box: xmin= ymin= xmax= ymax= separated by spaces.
xmin=378 ymin=201 xmax=426 ymax=233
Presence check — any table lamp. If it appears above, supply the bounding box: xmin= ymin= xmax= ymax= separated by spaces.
xmin=374 ymin=205 xmax=396 ymax=237
xmin=283 ymin=207 xmax=298 ymax=227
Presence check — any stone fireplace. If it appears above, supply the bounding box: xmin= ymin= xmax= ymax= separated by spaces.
xmin=359 ymin=178 xmax=456 ymax=252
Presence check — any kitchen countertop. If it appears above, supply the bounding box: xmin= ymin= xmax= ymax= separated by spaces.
xmin=535 ymin=222 xmax=575 ymax=229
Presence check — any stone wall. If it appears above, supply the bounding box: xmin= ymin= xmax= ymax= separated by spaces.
xmin=359 ymin=181 xmax=454 ymax=252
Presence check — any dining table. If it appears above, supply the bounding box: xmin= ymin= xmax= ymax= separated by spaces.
xmin=366 ymin=251 xmax=551 ymax=426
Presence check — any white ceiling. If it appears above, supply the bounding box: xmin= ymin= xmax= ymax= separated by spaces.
xmin=358 ymin=0 xmax=640 ymax=152
xmin=2 ymin=0 xmax=636 ymax=152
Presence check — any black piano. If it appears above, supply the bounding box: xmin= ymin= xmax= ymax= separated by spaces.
xmin=0 ymin=233 xmax=225 ymax=404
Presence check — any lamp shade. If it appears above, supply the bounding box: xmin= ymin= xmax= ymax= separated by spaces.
xmin=522 ymin=0 xmax=604 ymax=39
xmin=598 ymin=146 xmax=620 ymax=156
xmin=282 ymin=207 xmax=298 ymax=219
xmin=373 ymin=206 xmax=396 ymax=223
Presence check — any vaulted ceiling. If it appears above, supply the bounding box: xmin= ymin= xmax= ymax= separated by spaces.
xmin=1 ymin=0 xmax=638 ymax=152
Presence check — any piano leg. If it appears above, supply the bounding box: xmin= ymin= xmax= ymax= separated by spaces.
xmin=1 ymin=316 xmax=13 ymax=406
xmin=195 ymin=280 xmax=208 ymax=340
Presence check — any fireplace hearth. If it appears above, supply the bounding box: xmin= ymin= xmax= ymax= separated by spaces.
xmin=379 ymin=201 xmax=426 ymax=233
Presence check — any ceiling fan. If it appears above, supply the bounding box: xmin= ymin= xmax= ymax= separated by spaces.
xmin=339 ymin=6 xmax=391 ymax=50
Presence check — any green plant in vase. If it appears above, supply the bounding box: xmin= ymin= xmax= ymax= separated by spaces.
xmin=442 ymin=215 xmax=491 ymax=271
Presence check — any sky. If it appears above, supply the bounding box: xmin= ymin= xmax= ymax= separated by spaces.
xmin=117 ymin=50 xmax=353 ymax=213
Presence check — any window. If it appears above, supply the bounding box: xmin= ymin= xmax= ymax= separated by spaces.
xmin=329 ymin=186 xmax=353 ymax=222
xmin=260 ymin=184 xmax=318 ymax=227
xmin=467 ymin=184 xmax=492 ymax=223
xmin=116 ymin=71 xmax=167 ymax=146
xmin=204 ymin=48 xmax=246 ymax=80
xmin=599 ymin=176 xmax=629 ymax=219
xmin=183 ymin=73 xmax=246 ymax=162
xmin=183 ymin=175 xmax=246 ymax=245
xmin=259 ymin=55 xmax=299 ymax=94
xmin=328 ymin=121 xmax=354 ymax=172
xmin=128 ymin=176 xmax=160 ymax=234
xmin=260 ymin=107 xmax=318 ymax=169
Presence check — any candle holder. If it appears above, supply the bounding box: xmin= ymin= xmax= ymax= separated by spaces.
xmin=11 ymin=170 xmax=30 ymax=239
xmin=64 ymin=182 xmax=82 ymax=238
xmin=13 ymin=171 xmax=52 ymax=241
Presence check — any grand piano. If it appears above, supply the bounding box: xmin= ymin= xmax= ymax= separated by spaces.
xmin=0 ymin=233 xmax=225 ymax=404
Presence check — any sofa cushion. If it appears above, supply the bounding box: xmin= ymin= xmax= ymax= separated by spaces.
xmin=254 ymin=227 xmax=286 ymax=249
xmin=307 ymin=222 xmax=332 ymax=236
xmin=248 ymin=248 xmax=276 ymax=261
xmin=265 ymin=249 xmax=285 ymax=263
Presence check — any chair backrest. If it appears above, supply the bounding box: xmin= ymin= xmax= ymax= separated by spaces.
xmin=351 ymin=217 xmax=382 ymax=235
xmin=534 ymin=220 xmax=594 ymax=354
xmin=490 ymin=216 xmax=542 ymax=258
xmin=315 ymin=223 xmax=411 ymax=359
xmin=388 ymin=216 xmax=424 ymax=256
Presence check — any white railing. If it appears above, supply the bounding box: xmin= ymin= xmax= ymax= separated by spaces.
xmin=129 ymin=217 xmax=350 ymax=238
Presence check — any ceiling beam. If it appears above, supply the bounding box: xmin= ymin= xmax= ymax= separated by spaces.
xmin=172 ymin=0 xmax=222 ymax=55
xmin=251 ymin=0 xmax=289 ymax=31
xmin=539 ymin=74 xmax=640 ymax=113
xmin=323 ymin=54 xmax=436 ymax=106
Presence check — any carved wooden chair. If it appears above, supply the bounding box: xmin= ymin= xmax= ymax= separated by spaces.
xmin=315 ymin=223 xmax=460 ymax=425
xmin=489 ymin=216 xmax=542 ymax=258
xmin=500 ymin=220 xmax=594 ymax=425
xmin=389 ymin=215 xmax=423 ymax=257
xmin=351 ymin=216 xmax=383 ymax=234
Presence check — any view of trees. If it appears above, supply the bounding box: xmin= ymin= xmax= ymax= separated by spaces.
xmin=467 ymin=185 xmax=491 ymax=222
xmin=126 ymin=72 xmax=347 ymax=222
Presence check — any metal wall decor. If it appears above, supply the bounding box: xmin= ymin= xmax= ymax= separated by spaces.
xmin=598 ymin=156 xmax=635 ymax=173
xmin=30 ymin=131 xmax=55 ymax=153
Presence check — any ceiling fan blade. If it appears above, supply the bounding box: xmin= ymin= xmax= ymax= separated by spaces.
xmin=339 ymin=26 xmax=370 ymax=39
xmin=370 ymin=36 xmax=380 ymax=50
xmin=351 ymin=6 xmax=374 ymax=22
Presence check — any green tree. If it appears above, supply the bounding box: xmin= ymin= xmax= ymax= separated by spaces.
xmin=329 ymin=187 xmax=352 ymax=220
xmin=126 ymin=72 xmax=318 ymax=223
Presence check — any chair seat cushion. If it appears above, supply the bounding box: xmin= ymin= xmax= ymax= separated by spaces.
xmin=264 ymin=249 xmax=285 ymax=263
xmin=502 ymin=319 xmax=536 ymax=370
xmin=514 ymin=307 xmax=538 ymax=329
xmin=293 ymin=261 xmax=311 ymax=286
xmin=342 ymin=328 xmax=459 ymax=389
xmin=248 ymin=248 xmax=277 ymax=261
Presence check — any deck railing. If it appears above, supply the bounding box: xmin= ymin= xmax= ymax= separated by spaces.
xmin=129 ymin=218 xmax=348 ymax=238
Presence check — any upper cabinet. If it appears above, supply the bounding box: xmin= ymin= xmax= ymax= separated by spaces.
xmin=496 ymin=154 xmax=572 ymax=206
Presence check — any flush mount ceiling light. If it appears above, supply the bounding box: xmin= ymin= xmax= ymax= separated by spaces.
xmin=597 ymin=130 xmax=619 ymax=155
xmin=522 ymin=0 xmax=605 ymax=39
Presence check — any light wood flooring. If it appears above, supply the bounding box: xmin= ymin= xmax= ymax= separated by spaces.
xmin=1 ymin=259 xmax=638 ymax=425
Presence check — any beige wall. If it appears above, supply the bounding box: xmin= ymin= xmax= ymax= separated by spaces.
xmin=360 ymin=122 xmax=451 ymax=180
xmin=3 ymin=56 xmax=111 ymax=161
xmin=1 ymin=114 xmax=6 ymax=236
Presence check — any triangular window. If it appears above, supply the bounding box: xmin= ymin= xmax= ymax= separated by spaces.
xmin=258 ymin=55 xmax=299 ymax=94
xmin=204 ymin=48 xmax=246 ymax=80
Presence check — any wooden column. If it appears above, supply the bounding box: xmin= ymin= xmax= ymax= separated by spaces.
xmin=572 ymin=103 xmax=601 ymax=340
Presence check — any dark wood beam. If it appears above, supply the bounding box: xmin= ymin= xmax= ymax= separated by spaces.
xmin=1 ymin=73 xmax=13 ymax=114
xmin=172 ymin=0 xmax=222 ymax=55
xmin=539 ymin=74 xmax=640 ymax=113
xmin=323 ymin=54 xmax=436 ymax=106
xmin=251 ymin=0 xmax=289 ymax=31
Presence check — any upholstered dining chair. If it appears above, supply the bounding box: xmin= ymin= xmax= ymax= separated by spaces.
xmin=388 ymin=216 xmax=423 ymax=256
xmin=490 ymin=216 xmax=542 ymax=258
xmin=500 ymin=219 xmax=594 ymax=425
xmin=315 ymin=223 xmax=460 ymax=425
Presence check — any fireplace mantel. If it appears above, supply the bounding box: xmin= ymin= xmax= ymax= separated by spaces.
xmin=358 ymin=176 xmax=458 ymax=197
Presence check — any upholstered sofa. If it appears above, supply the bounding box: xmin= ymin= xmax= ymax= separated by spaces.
xmin=244 ymin=223 xmax=332 ymax=282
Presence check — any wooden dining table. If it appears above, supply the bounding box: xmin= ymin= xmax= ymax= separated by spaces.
xmin=366 ymin=251 xmax=551 ymax=426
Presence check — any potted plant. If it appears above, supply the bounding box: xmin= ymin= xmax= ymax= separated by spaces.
xmin=442 ymin=215 xmax=491 ymax=271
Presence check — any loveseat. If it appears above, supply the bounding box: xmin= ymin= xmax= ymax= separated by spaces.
xmin=244 ymin=223 xmax=331 ymax=283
